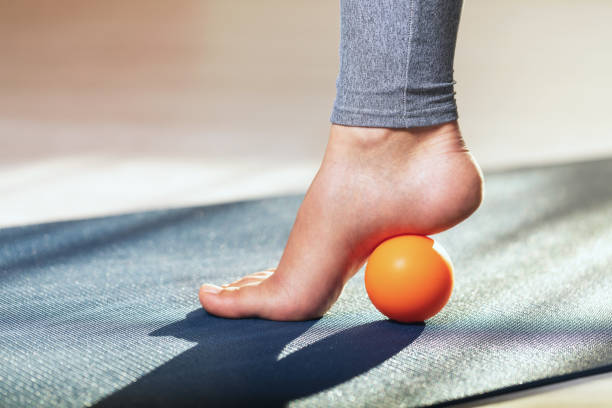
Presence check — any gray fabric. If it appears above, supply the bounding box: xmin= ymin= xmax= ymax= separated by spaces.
xmin=330 ymin=0 xmax=462 ymax=128
xmin=1 ymin=158 xmax=612 ymax=407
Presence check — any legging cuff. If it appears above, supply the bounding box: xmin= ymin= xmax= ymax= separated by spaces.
xmin=330 ymin=104 xmax=458 ymax=129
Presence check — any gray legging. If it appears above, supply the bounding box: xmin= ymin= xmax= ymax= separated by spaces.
xmin=331 ymin=0 xmax=463 ymax=129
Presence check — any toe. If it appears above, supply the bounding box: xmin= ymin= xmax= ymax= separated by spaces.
xmin=198 ymin=272 xmax=327 ymax=321
xmin=199 ymin=283 xmax=269 ymax=319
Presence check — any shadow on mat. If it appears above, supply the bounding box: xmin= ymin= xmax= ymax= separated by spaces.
xmin=95 ymin=309 xmax=424 ymax=407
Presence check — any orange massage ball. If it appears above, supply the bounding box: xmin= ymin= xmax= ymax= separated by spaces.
xmin=365 ymin=235 xmax=453 ymax=323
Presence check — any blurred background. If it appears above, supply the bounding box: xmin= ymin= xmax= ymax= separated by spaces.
xmin=1 ymin=0 xmax=611 ymax=228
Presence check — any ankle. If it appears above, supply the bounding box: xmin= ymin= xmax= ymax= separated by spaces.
xmin=329 ymin=124 xmax=398 ymax=151
xmin=328 ymin=121 xmax=465 ymax=158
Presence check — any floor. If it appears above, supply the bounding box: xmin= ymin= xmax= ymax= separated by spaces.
xmin=0 ymin=0 xmax=610 ymax=405
xmin=474 ymin=372 xmax=612 ymax=408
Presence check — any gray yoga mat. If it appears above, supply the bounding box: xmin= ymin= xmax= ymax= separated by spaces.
xmin=1 ymin=158 xmax=611 ymax=407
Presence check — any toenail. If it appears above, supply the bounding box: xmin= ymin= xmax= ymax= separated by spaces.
xmin=201 ymin=284 xmax=222 ymax=294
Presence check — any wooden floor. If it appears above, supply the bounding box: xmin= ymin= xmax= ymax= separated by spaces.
xmin=476 ymin=371 xmax=612 ymax=408
xmin=0 ymin=0 xmax=610 ymax=405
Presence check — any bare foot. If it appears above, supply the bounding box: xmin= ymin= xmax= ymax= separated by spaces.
xmin=199 ymin=121 xmax=483 ymax=320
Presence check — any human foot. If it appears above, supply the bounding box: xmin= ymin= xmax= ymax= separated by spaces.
xmin=199 ymin=121 xmax=483 ymax=320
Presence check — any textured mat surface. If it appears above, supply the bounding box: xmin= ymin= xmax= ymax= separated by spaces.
xmin=1 ymin=159 xmax=612 ymax=407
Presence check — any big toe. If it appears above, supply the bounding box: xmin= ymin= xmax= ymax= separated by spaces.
xmin=199 ymin=283 xmax=269 ymax=319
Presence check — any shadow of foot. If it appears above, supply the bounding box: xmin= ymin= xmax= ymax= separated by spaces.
xmin=95 ymin=309 xmax=425 ymax=407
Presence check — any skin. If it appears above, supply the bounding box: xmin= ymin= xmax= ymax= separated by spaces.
xmin=199 ymin=120 xmax=484 ymax=321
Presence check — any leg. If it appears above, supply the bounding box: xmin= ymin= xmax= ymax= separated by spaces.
xmin=331 ymin=0 xmax=463 ymax=129
xmin=199 ymin=0 xmax=483 ymax=320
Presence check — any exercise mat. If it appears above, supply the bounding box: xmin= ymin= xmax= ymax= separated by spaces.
xmin=1 ymin=158 xmax=611 ymax=407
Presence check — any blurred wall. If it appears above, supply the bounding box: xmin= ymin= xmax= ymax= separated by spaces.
xmin=0 ymin=1 xmax=336 ymax=165
xmin=456 ymin=1 xmax=612 ymax=169
xmin=1 ymin=0 xmax=611 ymax=169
